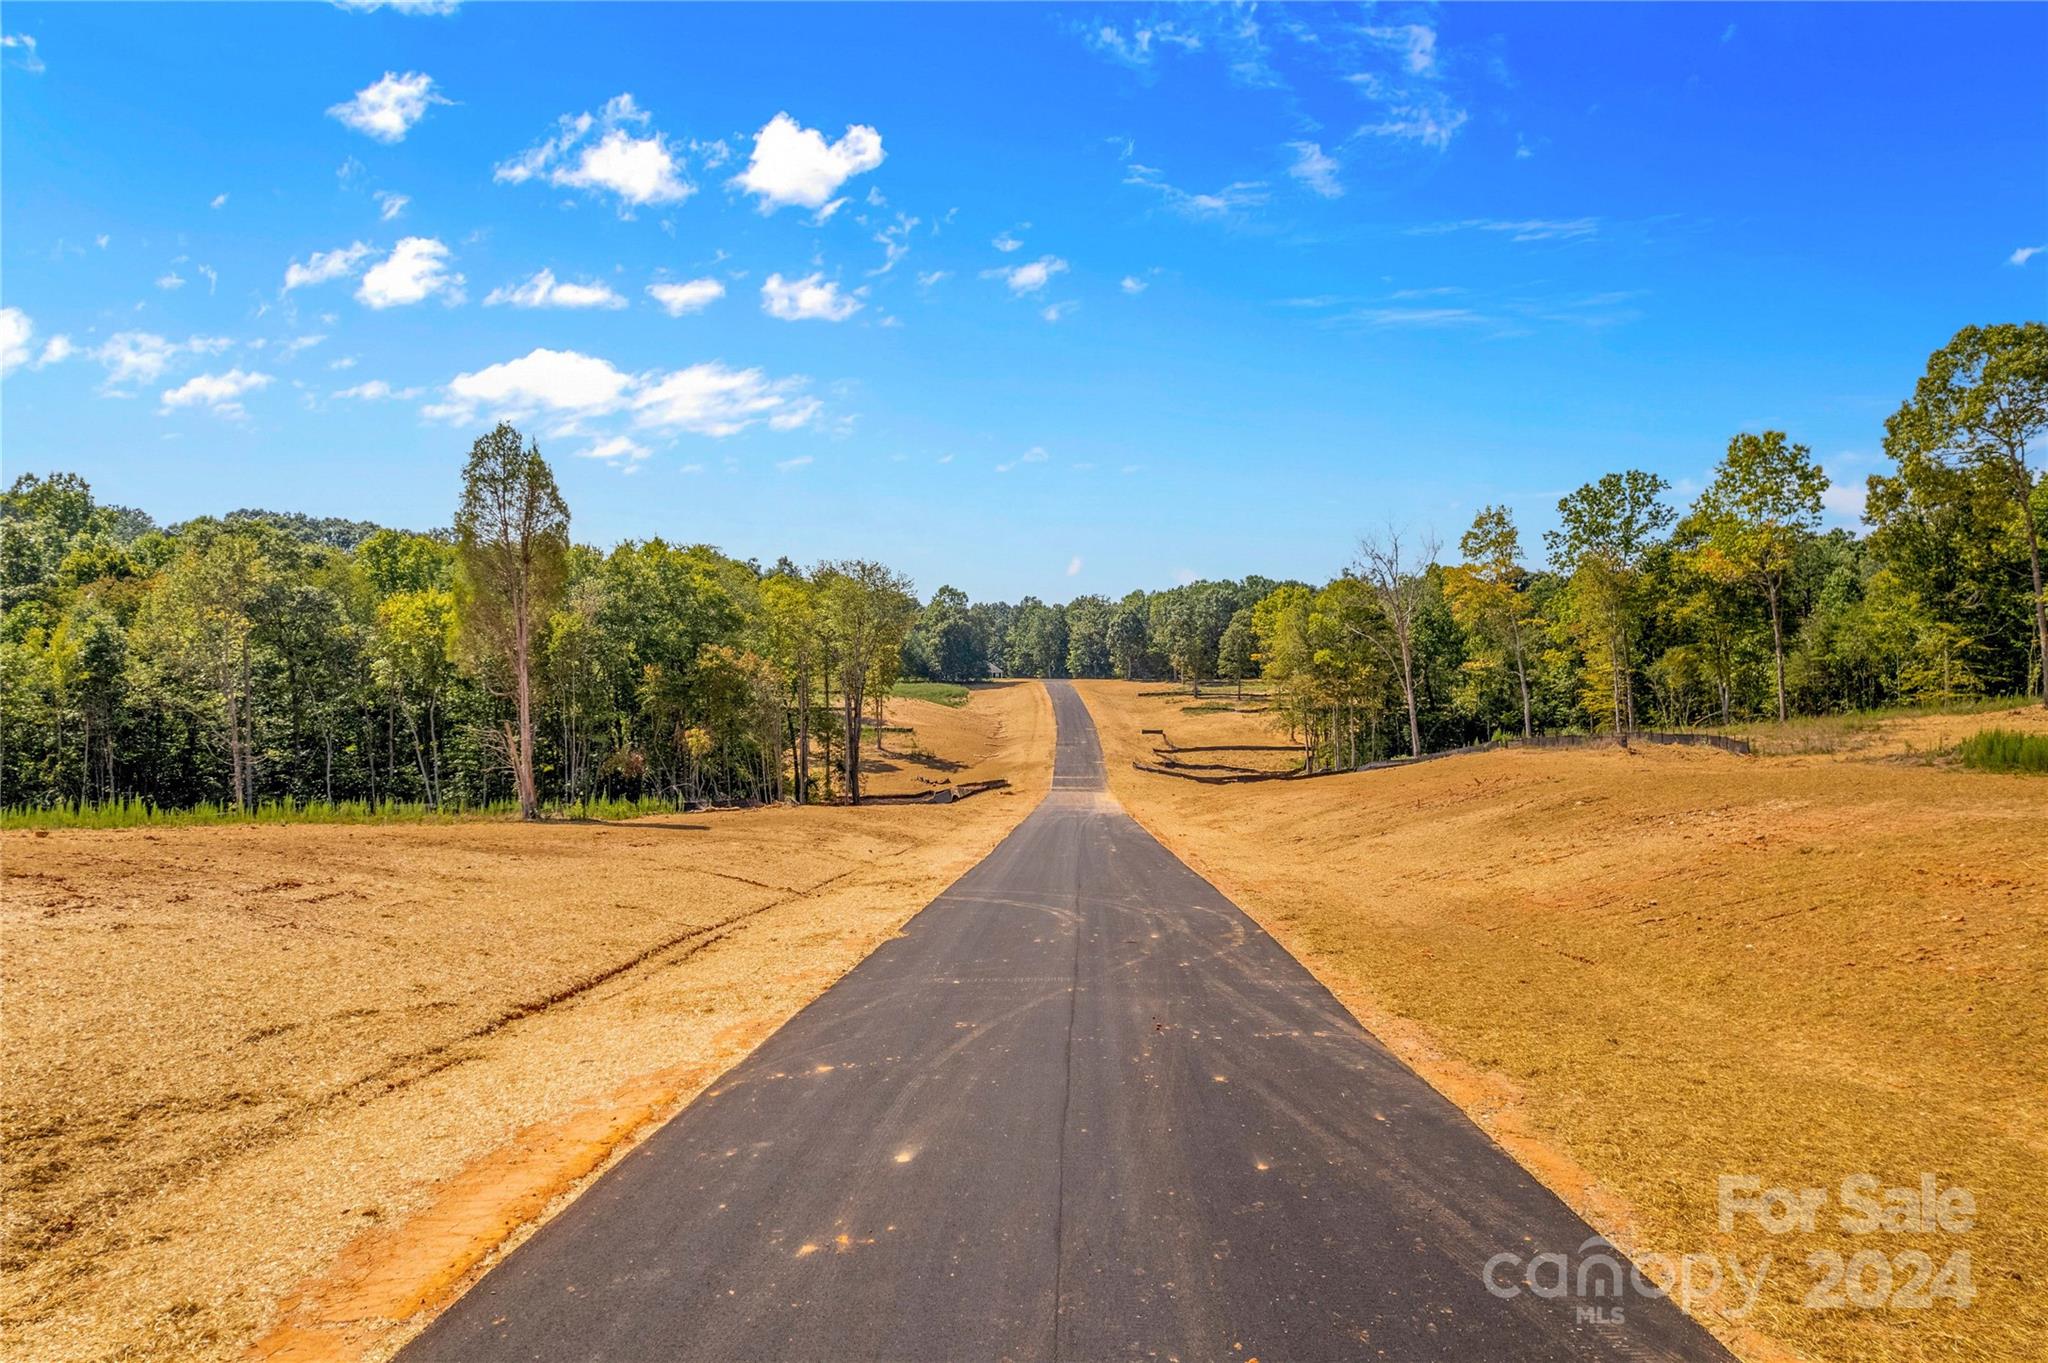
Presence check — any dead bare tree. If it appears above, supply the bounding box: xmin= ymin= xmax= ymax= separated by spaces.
xmin=1353 ymin=527 xmax=1440 ymax=760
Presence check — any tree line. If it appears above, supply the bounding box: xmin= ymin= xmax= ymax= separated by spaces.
xmin=896 ymin=324 xmax=2045 ymax=767
xmin=3 ymin=423 xmax=918 ymax=816
xmin=2 ymin=323 xmax=2041 ymax=811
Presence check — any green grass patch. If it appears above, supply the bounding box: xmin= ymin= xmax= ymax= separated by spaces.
xmin=1959 ymin=728 xmax=2048 ymax=774
xmin=1694 ymin=695 xmax=2031 ymax=756
xmin=1 ymin=792 xmax=700 ymax=831
xmin=891 ymin=681 xmax=970 ymax=707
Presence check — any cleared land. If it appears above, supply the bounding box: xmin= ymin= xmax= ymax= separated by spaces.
xmin=1076 ymin=681 xmax=2047 ymax=1363
xmin=0 ymin=681 xmax=1052 ymax=1363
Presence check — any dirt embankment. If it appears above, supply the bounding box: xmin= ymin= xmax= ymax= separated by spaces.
xmin=1076 ymin=681 xmax=2048 ymax=1363
xmin=0 ymin=681 xmax=1052 ymax=1363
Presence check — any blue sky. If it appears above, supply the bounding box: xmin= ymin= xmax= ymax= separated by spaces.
xmin=3 ymin=2 xmax=2044 ymax=602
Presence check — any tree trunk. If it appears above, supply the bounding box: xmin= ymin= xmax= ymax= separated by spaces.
xmin=1510 ymin=624 xmax=1533 ymax=740
xmin=1398 ymin=635 xmax=1422 ymax=758
xmin=2025 ymin=504 xmax=2048 ymax=708
xmin=842 ymin=684 xmax=862 ymax=804
xmin=513 ymin=610 xmax=539 ymax=819
xmin=1766 ymin=578 xmax=1789 ymax=722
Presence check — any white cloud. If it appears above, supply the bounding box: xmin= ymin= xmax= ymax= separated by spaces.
xmin=1412 ymin=217 xmax=1599 ymax=243
xmin=484 ymin=268 xmax=626 ymax=310
xmin=156 ymin=271 xmax=186 ymax=290
xmin=357 ymin=237 xmax=463 ymax=308
xmin=985 ymin=255 xmax=1069 ymax=295
xmin=497 ymin=94 xmax=690 ymax=210
xmin=197 ymin=264 xmax=218 ymax=293
xmin=334 ymin=379 xmax=422 ymax=400
xmin=429 ymin=348 xmax=821 ymax=441
xmin=93 ymin=331 xmax=229 ymax=389
xmin=327 ymin=71 xmax=446 ymax=143
xmin=1083 ymin=20 xmax=1201 ymax=70
xmin=334 ymin=0 xmax=463 ymax=13
xmin=916 ymin=269 xmax=951 ymax=288
xmin=432 ymin=348 xmax=631 ymax=425
xmin=775 ymin=455 xmax=814 ymax=472
xmin=1066 ymin=556 xmax=1083 ymax=576
xmin=2010 ymin=244 xmax=2046 ymax=267
xmin=283 ymin=241 xmax=375 ymax=292
xmin=1286 ymin=141 xmax=1342 ymax=198
xmin=732 ymin=112 xmax=885 ymax=212
xmin=1 ymin=32 xmax=42 ymax=74
xmin=210 ymin=192 xmax=229 ymax=210
xmin=993 ymin=230 xmax=1025 ymax=253
xmin=1120 ymin=275 xmax=1148 ymax=295
xmin=1821 ymin=478 xmax=1867 ymax=522
xmin=0 ymin=307 xmax=31 ymax=375
xmin=37 ymin=334 xmax=75 ymax=367
xmin=1362 ymin=24 xmax=1437 ymax=75
xmin=1123 ymin=162 xmax=1269 ymax=218
xmin=577 ymin=435 xmax=651 ymax=465
xmin=632 ymin=362 xmax=819 ymax=436
xmin=871 ymin=214 xmax=920 ymax=274
xmin=995 ymin=445 xmax=1050 ymax=474
xmin=160 ymin=368 xmax=271 ymax=418
xmin=1358 ymin=104 xmax=1468 ymax=150
xmin=375 ymin=190 xmax=410 ymax=221
xmin=648 ymin=277 xmax=726 ymax=316
xmin=1041 ymin=301 xmax=1078 ymax=323
xmin=761 ymin=271 xmax=862 ymax=322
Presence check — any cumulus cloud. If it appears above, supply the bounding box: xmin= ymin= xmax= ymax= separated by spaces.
xmin=495 ymin=93 xmax=689 ymax=211
xmin=426 ymin=348 xmax=822 ymax=441
xmin=327 ymin=71 xmax=446 ymax=143
xmin=1286 ymin=141 xmax=1342 ymax=198
xmin=647 ymin=277 xmax=725 ymax=316
xmin=484 ymin=268 xmax=626 ymax=310
xmin=984 ymin=255 xmax=1069 ymax=295
xmin=160 ymin=368 xmax=271 ymax=418
xmin=993 ymin=230 xmax=1025 ymax=253
xmin=1066 ymin=556 xmax=1083 ymax=576
xmin=1041 ymin=301 xmax=1078 ymax=323
xmin=374 ymin=190 xmax=410 ymax=221
xmin=2010 ymin=244 xmax=2046 ymax=267
xmin=38 ymin=334 xmax=75 ymax=367
xmin=283 ymin=241 xmax=375 ymax=293
xmin=156 ymin=271 xmax=186 ymax=290
xmin=357 ymin=237 xmax=463 ymax=308
xmin=732 ymin=112 xmax=884 ymax=213
xmin=761 ymin=272 xmax=862 ymax=321
xmin=210 ymin=192 xmax=229 ymax=210
xmin=1120 ymin=275 xmax=1148 ymax=295
xmin=577 ymin=435 xmax=651 ymax=466
xmin=0 ymin=307 xmax=32 ymax=375
xmin=94 ymin=331 xmax=231 ymax=389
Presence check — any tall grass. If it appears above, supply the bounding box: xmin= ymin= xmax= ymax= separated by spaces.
xmin=890 ymin=681 xmax=970 ymax=707
xmin=1 ymin=792 xmax=700 ymax=832
xmin=1694 ymin=695 xmax=2033 ymax=756
xmin=1959 ymin=728 xmax=2048 ymax=774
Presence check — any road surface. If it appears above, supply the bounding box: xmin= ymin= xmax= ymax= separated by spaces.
xmin=402 ymin=681 xmax=1732 ymax=1362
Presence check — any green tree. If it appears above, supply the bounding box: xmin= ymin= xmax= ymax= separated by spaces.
xmin=1545 ymin=471 xmax=1675 ymax=733
xmin=453 ymin=423 xmax=570 ymax=820
xmin=1217 ymin=608 xmax=1256 ymax=698
xmin=1881 ymin=323 xmax=2048 ymax=704
xmin=816 ymin=559 xmax=917 ymax=804
xmin=1445 ymin=506 xmax=1538 ymax=738
xmin=1689 ymin=432 xmax=1828 ymax=720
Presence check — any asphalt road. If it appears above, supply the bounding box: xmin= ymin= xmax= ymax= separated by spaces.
xmin=402 ymin=681 xmax=1733 ymax=1363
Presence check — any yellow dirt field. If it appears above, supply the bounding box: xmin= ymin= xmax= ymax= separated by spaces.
xmin=0 ymin=681 xmax=1052 ymax=1363
xmin=1075 ymin=681 xmax=2047 ymax=1363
